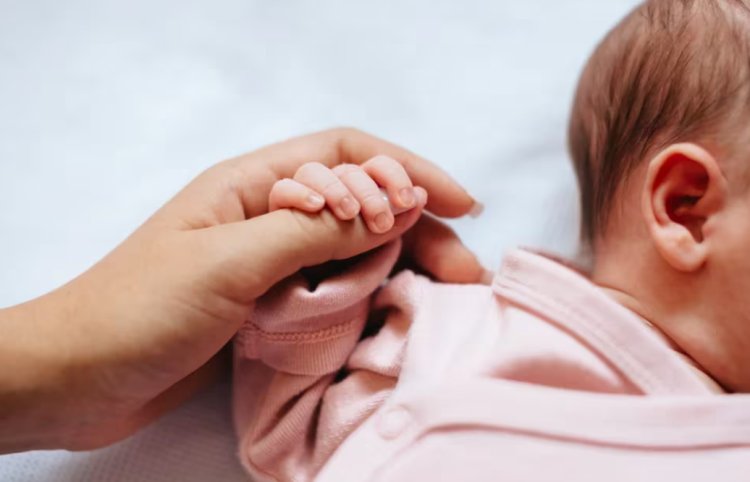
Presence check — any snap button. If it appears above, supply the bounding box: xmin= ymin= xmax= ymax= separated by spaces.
xmin=377 ymin=406 xmax=412 ymax=439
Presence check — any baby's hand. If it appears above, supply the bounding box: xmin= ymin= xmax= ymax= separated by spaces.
xmin=268 ymin=156 xmax=427 ymax=233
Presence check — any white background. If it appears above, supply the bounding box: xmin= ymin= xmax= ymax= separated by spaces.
xmin=0 ymin=1 xmax=638 ymax=480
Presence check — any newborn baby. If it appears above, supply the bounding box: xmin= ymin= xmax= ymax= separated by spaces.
xmin=233 ymin=1 xmax=750 ymax=480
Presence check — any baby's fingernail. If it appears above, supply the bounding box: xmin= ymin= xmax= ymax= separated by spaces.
xmin=380 ymin=188 xmax=390 ymax=204
xmin=399 ymin=187 xmax=415 ymax=207
xmin=374 ymin=212 xmax=393 ymax=232
xmin=339 ymin=196 xmax=359 ymax=218
xmin=307 ymin=193 xmax=325 ymax=207
xmin=414 ymin=187 xmax=428 ymax=205
xmin=468 ymin=201 xmax=485 ymax=218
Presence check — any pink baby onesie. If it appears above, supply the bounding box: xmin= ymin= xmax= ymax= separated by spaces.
xmin=233 ymin=240 xmax=750 ymax=481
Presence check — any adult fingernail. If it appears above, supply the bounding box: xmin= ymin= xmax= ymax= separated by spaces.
xmin=307 ymin=193 xmax=325 ymax=207
xmin=399 ymin=187 xmax=415 ymax=207
xmin=339 ymin=196 xmax=359 ymax=218
xmin=374 ymin=212 xmax=393 ymax=232
xmin=468 ymin=202 xmax=485 ymax=218
xmin=480 ymin=269 xmax=494 ymax=285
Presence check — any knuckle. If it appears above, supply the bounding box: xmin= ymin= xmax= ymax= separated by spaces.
xmin=397 ymin=154 xmax=416 ymax=173
xmin=365 ymin=157 xmax=410 ymax=182
xmin=331 ymin=127 xmax=368 ymax=164
xmin=365 ymin=155 xmax=398 ymax=169
xmin=268 ymin=179 xmax=293 ymax=200
xmin=275 ymin=178 xmax=297 ymax=190
xmin=321 ymin=181 xmax=348 ymax=199
xmin=359 ymin=191 xmax=388 ymax=210
xmin=332 ymin=163 xmax=362 ymax=178
xmin=295 ymin=161 xmax=327 ymax=179
xmin=329 ymin=126 xmax=362 ymax=139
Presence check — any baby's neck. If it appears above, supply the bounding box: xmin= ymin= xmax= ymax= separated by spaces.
xmin=596 ymin=285 xmax=724 ymax=393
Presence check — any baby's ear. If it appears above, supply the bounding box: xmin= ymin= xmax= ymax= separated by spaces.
xmin=642 ymin=143 xmax=728 ymax=272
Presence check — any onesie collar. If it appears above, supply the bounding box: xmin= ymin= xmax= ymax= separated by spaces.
xmin=492 ymin=249 xmax=713 ymax=396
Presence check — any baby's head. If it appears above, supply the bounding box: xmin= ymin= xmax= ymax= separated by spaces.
xmin=568 ymin=0 xmax=750 ymax=391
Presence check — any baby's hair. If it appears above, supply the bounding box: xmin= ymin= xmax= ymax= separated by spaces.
xmin=568 ymin=0 xmax=750 ymax=248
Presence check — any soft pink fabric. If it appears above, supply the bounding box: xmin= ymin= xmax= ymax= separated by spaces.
xmin=233 ymin=243 xmax=750 ymax=481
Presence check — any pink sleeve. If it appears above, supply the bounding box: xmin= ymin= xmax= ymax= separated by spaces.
xmin=232 ymin=240 xmax=420 ymax=481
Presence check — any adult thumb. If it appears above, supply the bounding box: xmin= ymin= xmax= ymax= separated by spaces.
xmin=194 ymin=189 xmax=427 ymax=303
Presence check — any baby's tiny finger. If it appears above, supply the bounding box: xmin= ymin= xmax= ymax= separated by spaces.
xmin=333 ymin=163 xmax=394 ymax=234
xmin=268 ymin=179 xmax=326 ymax=212
xmin=294 ymin=162 xmax=360 ymax=220
xmin=362 ymin=155 xmax=416 ymax=210
xmin=378 ymin=188 xmax=414 ymax=216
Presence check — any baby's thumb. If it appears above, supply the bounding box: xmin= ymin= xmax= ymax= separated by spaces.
xmin=195 ymin=190 xmax=426 ymax=303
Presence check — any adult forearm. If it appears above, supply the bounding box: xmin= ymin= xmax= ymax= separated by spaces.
xmin=0 ymin=296 xmax=72 ymax=453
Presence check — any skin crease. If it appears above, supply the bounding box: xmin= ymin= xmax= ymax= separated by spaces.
xmin=592 ymin=142 xmax=750 ymax=393
xmin=0 ymin=128 xmax=488 ymax=454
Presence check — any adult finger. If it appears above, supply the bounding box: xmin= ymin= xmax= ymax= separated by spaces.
xmin=332 ymin=164 xmax=393 ymax=233
xmin=223 ymin=128 xmax=477 ymax=219
xmin=193 ymin=187 xmax=428 ymax=303
xmin=401 ymin=214 xmax=490 ymax=284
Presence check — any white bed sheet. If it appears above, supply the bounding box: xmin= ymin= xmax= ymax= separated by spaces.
xmin=0 ymin=0 xmax=639 ymax=480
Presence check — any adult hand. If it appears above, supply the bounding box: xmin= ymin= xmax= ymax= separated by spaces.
xmin=0 ymin=128 xmax=485 ymax=453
